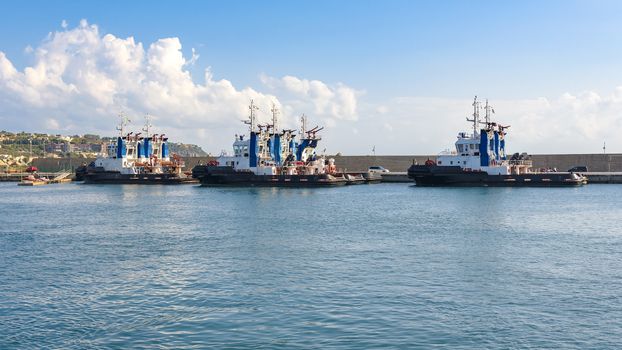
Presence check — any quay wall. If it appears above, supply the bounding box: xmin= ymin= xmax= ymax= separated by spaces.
xmin=329 ymin=154 xmax=622 ymax=172
xmin=31 ymin=158 xmax=94 ymax=172
xmin=31 ymin=153 xmax=622 ymax=173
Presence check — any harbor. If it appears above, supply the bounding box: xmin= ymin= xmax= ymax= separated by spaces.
xmin=7 ymin=156 xmax=622 ymax=184
xmin=9 ymin=97 xmax=622 ymax=186
xmin=23 ymin=153 xmax=622 ymax=175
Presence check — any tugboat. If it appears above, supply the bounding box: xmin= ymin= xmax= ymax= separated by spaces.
xmin=192 ymin=101 xmax=354 ymax=186
xmin=408 ymin=96 xmax=587 ymax=186
xmin=78 ymin=115 xmax=196 ymax=184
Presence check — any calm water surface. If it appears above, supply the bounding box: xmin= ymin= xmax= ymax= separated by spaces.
xmin=1 ymin=182 xmax=621 ymax=349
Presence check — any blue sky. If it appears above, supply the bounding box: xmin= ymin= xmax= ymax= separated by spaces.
xmin=1 ymin=1 xmax=622 ymax=154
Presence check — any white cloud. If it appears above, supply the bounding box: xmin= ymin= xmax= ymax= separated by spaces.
xmin=186 ymin=48 xmax=199 ymax=66
xmin=261 ymin=74 xmax=361 ymax=122
xmin=343 ymin=92 xmax=622 ymax=155
xmin=0 ymin=20 xmax=360 ymax=153
xmin=376 ymin=105 xmax=389 ymax=114
xmin=45 ymin=118 xmax=60 ymax=129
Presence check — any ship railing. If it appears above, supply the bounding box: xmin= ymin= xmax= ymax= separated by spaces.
xmin=508 ymin=159 xmax=533 ymax=166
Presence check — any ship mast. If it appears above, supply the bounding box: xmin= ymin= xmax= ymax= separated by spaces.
xmin=484 ymin=99 xmax=494 ymax=126
xmin=271 ymin=102 xmax=279 ymax=133
xmin=300 ymin=114 xmax=307 ymax=136
xmin=244 ymin=99 xmax=259 ymax=133
xmin=142 ymin=114 xmax=153 ymax=137
xmin=466 ymin=96 xmax=480 ymax=136
xmin=116 ymin=112 xmax=131 ymax=137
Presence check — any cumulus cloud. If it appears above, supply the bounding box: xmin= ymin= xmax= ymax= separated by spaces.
xmin=260 ymin=74 xmax=361 ymax=123
xmin=0 ymin=20 xmax=360 ymax=152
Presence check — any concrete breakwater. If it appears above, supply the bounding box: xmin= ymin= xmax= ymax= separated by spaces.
xmin=31 ymin=153 xmax=622 ymax=173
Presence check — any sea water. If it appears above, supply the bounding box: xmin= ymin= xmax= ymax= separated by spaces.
xmin=1 ymin=182 xmax=621 ymax=349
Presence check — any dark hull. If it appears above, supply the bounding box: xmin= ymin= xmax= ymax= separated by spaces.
xmin=193 ymin=165 xmax=347 ymax=187
xmin=83 ymin=170 xmax=197 ymax=184
xmin=75 ymin=165 xmax=87 ymax=182
xmin=408 ymin=165 xmax=586 ymax=187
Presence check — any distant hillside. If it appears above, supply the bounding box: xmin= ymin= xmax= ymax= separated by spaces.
xmin=0 ymin=130 xmax=208 ymax=158
xmin=168 ymin=142 xmax=209 ymax=157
